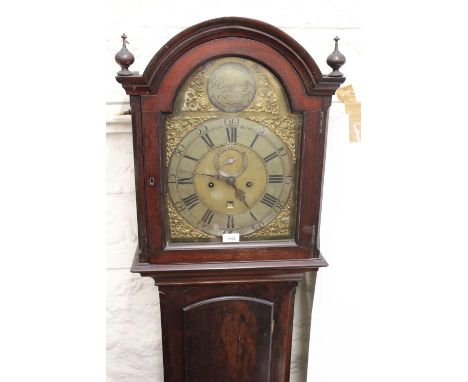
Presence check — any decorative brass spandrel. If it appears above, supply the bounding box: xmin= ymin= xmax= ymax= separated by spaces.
xmin=244 ymin=72 xmax=280 ymax=114
xmin=244 ymin=192 xmax=294 ymax=239
xmin=165 ymin=116 xmax=217 ymax=166
xmin=245 ymin=116 xmax=300 ymax=162
xmin=167 ymin=198 xmax=214 ymax=241
xmin=182 ymin=66 xmax=216 ymax=112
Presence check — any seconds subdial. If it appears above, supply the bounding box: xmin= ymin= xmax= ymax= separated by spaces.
xmin=214 ymin=146 xmax=248 ymax=177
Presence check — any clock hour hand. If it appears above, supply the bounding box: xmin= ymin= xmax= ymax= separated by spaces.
xmin=192 ymin=172 xmax=221 ymax=179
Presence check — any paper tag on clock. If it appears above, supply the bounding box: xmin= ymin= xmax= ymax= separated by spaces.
xmin=222 ymin=233 xmax=240 ymax=243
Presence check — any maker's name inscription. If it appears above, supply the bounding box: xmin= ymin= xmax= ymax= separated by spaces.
xmin=207 ymin=62 xmax=256 ymax=113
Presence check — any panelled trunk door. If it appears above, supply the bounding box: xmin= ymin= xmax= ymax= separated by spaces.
xmin=159 ymin=282 xmax=298 ymax=382
xmin=183 ymin=297 xmax=274 ymax=382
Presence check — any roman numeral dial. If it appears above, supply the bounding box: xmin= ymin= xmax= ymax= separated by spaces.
xmin=264 ymin=151 xmax=278 ymax=163
xmin=226 ymin=127 xmax=237 ymax=143
xmin=226 ymin=215 xmax=235 ymax=230
xmin=182 ymin=193 xmax=199 ymax=209
xmin=166 ymin=116 xmax=295 ymax=239
xmin=261 ymin=193 xmax=278 ymax=208
xmin=177 ymin=177 xmax=193 ymax=184
xmin=268 ymin=175 xmax=283 ymax=183
xmin=201 ymin=134 xmax=215 ymax=148
xmin=200 ymin=209 xmax=215 ymax=224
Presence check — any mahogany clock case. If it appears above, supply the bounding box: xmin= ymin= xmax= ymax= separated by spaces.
xmin=115 ymin=17 xmax=345 ymax=382
xmin=116 ymin=17 xmax=345 ymax=266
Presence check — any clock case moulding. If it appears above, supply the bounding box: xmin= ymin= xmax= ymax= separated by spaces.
xmin=115 ymin=16 xmax=345 ymax=284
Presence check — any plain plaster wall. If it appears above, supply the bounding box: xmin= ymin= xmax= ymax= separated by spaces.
xmin=106 ymin=2 xmax=362 ymax=381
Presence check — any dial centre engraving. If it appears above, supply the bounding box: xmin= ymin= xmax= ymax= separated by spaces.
xmin=194 ymin=143 xmax=267 ymax=215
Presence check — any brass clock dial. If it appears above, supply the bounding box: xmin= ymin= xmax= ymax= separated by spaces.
xmin=167 ymin=117 xmax=293 ymax=237
xmin=164 ymin=56 xmax=300 ymax=243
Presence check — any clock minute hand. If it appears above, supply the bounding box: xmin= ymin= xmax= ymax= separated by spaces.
xmin=224 ymin=176 xmax=251 ymax=209
xmin=236 ymin=187 xmax=252 ymax=211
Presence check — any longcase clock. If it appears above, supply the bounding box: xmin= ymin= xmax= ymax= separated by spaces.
xmin=115 ymin=17 xmax=346 ymax=382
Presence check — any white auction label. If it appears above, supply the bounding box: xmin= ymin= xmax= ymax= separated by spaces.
xmin=222 ymin=233 xmax=240 ymax=243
